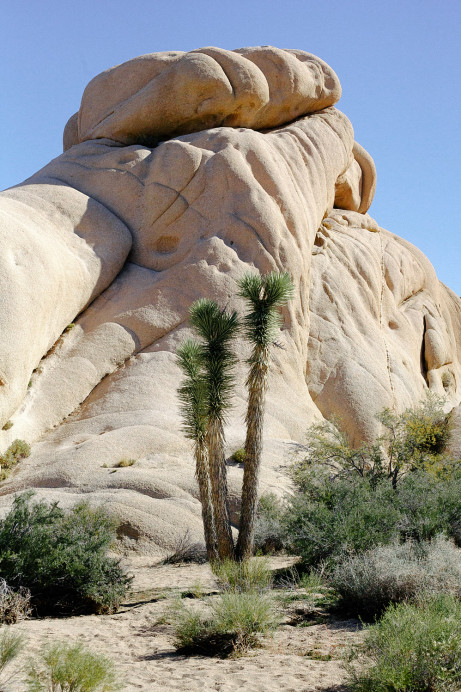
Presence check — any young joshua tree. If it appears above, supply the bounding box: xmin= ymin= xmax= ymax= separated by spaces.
xmin=177 ymin=340 xmax=218 ymax=562
xmin=189 ymin=299 xmax=239 ymax=560
xmin=236 ymin=271 xmax=294 ymax=561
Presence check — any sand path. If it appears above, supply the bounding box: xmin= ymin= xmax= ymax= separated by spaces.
xmin=8 ymin=558 xmax=362 ymax=691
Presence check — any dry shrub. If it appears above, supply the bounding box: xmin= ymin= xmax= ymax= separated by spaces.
xmin=0 ymin=578 xmax=31 ymax=623
xmin=330 ymin=535 xmax=461 ymax=619
xmin=163 ymin=530 xmax=207 ymax=565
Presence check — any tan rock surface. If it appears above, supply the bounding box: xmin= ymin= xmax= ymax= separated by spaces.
xmin=74 ymin=47 xmax=341 ymax=146
xmin=0 ymin=46 xmax=459 ymax=553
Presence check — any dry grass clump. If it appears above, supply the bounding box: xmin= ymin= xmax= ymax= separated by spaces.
xmin=212 ymin=557 xmax=272 ymax=592
xmin=173 ymin=590 xmax=280 ymax=656
xmin=0 ymin=578 xmax=31 ymax=623
xmin=330 ymin=535 xmax=461 ymax=619
xmin=163 ymin=530 xmax=207 ymax=565
xmin=0 ymin=628 xmax=25 ymax=688
xmin=116 ymin=458 xmax=136 ymax=468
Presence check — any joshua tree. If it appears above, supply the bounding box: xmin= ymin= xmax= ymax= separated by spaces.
xmin=189 ymin=299 xmax=239 ymax=560
xmin=236 ymin=271 xmax=294 ymax=561
xmin=177 ymin=339 xmax=217 ymax=562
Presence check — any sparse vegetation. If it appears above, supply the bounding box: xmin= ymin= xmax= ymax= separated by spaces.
xmin=1 ymin=420 xmax=13 ymax=431
xmin=0 ymin=438 xmax=31 ymax=480
xmin=348 ymin=594 xmax=461 ymax=691
xmin=0 ymin=492 xmax=131 ymax=615
xmin=26 ymin=641 xmax=122 ymax=692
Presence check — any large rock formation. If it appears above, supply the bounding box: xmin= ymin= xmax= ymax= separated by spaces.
xmin=1 ymin=47 xmax=460 ymax=553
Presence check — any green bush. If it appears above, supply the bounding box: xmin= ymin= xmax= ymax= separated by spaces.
xmin=0 ymin=439 xmax=31 ymax=480
xmin=330 ymin=536 xmax=461 ymax=619
xmin=349 ymin=594 xmax=461 ymax=691
xmin=231 ymin=448 xmax=246 ymax=464
xmin=286 ymin=464 xmax=461 ymax=568
xmin=0 ymin=492 xmax=131 ymax=615
xmin=212 ymin=558 xmax=272 ymax=592
xmin=173 ymin=590 xmax=279 ymax=656
xmin=26 ymin=642 xmax=121 ymax=692
xmin=285 ymin=472 xmax=401 ymax=566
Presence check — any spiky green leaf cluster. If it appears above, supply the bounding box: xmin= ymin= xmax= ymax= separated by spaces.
xmin=189 ymin=299 xmax=239 ymax=424
xmin=238 ymin=272 xmax=294 ymax=347
xmin=177 ymin=340 xmax=208 ymax=442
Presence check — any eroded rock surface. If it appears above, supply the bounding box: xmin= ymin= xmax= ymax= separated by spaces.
xmin=0 ymin=47 xmax=459 ymax=554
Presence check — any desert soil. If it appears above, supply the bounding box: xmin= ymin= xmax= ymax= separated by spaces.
xmin=9 ymin=557 xmax=363 ymax=691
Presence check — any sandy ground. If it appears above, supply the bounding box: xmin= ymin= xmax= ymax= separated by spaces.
xmin=7 ymin=558 xmax=363 ymax=691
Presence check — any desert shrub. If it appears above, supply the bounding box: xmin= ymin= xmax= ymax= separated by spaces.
xmin=212 ymin=558 xmax=272 ymax=592
xmin=396 ymin=469 xmax=461 ymax=544
xmin=0 ymin=492 xmax=131 ymax=615
xmin=26 ymin=641 xmax=121 ymax=692
xmin=286 ymin=472 xmax=401 ymax=567
xmin=349 ymin=593 xmax=461 ymax=691
xmin=231 ymin=448 xmax=246 ymax=464
xmin=330 ymin=535 xmax=461 ymax=619
xmin=294 ymin=394 xmax=454 ymax=491
xmin=253 ymin=492 xmax=287 ymax=554
xmin=0 ymin=439 xmax=31 ymax=480
xmin=286 ymin=462 xmax=461 ymax=567
xmin=173 ymin=590 xmax=279 ymax=656
xmin=0 ymin=628 xmax=25 ymax=688
xmin=163 ymin=530 xmax=207 ymax=565
xmin=0 ymin=578 xmax=31 ymax=624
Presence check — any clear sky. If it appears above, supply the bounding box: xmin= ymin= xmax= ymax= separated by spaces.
xmin=1 ymin=0 xmax=460 ymax=293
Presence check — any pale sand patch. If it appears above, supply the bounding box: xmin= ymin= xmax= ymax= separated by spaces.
xmin=8 ymin=558 xmax=362 ymax=691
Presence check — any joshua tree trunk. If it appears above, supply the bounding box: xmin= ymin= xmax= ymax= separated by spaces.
xmin=236 ymin=345 xmax=269 ymax=561
xmin=195 ymin=438 xmax=218 ymax=562
xmin=207 ymin=418 xmax=235 ymax=560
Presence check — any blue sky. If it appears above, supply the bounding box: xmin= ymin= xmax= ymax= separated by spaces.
xmin=2 ymin=0 xmax=460 ymax=293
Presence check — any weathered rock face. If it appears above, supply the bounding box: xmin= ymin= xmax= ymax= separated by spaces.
xmin=0 ymin=47 xmax=460 ymax=554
